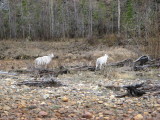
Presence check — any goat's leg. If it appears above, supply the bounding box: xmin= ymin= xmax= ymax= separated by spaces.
xmin=99 ymin=64 xmax=102 ymax=70
xmin=44 ymin=64 xmax=48 ymax=69
xmin=34 ymin=63 xmax=37 ymax=68
xmin=104 ymin=62 xmax=107 ymax=68
xmin=95 ymin=64 xmax=98 ymax=70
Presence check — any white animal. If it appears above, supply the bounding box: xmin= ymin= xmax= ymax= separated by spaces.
xmin=96 ymin=54 xmax=109 ymax=70
xmin=34 ymin=53 xmax=54 ymax=68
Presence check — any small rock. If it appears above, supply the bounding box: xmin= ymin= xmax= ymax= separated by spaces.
xmin=154 ymin=104 xmax=160 ymax=107
xmin=157 ymin=108 xmax=160 ymax=112
xmin=110 ymin=95 xmax=115 ymax=99
xmin=58 ymin=108 xmax=67 ymax=114
xmin=18 ymin=102 xmax=26 ymax=108
xmin=136 ymin=103 xmax=142 ymax=106
xmin=104 ymin=103 xmax=109 ymax=106
xmin=35 ymin=118 xmax=43 ymax=120
xmin=98 ymin=101 xmax=103 ymax=104
xmin=104 ymin=111 xmax=113 ymax=115
xmin=23 ymin=85 xmax=30 ymax=90
xmin=157 ymin=99 xmax=160 ymax=104
xmin=4 ymin=111 xmax=9 ymax=115
xmin=5 ymin=78 xmax=12 ymax=81
xmin=69 ymin=114 xmax=76 ymax=117
xmin=103 ymin=117 xmax=110 ymax=120
xmin=62 ymin=96 xmax=69 ymax=102
xmin=55 ymin=112 xmax=61 ymax=117
xmin=3 ymin=105 xmax=11 ymax=111
xmin=128 ymin=109 xmax=134 ymax=114
xmin=151 ymin=111 xmax=157 ymax=117
xmin=10 ymin=85 xmax=16 ymax=89
xmin=40 ymin=102 xmax=46 ymax=105
xmin=134 ymin=114 xmax=143 ymax=120
xmin=82 ymin=112 xmax=93 ymax=119
xmin=84 ymin=104 xmax=91 ymax=108
xmin=38 ymin=111 xmax=48 ymax=117
xmin=123 ymin=114 xmax=129 ymax=117
xmin=27 ymin=105 xmax=37 ymax=110
xmin=50 ymin=118 xmax=57 ymax=120
xmin=43 ymin=94 xmax=50 ymax=99
xmin=98 ymin=113 xmax=103 ymax=116
xmin=143 ymin=112 xmax=149 ymax=115
xmin=99 ymin=114 xmax=103 ymax=118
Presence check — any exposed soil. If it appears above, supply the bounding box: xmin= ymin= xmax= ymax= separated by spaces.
xmin=0 ymin=41 xmax=160 ymax=120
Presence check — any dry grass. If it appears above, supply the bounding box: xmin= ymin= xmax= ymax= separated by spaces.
xmin=0 ymin=39 xmax=139 ymax=70
xmin=144 ymin=37 xmax=160 ymax=58
xmin=98 ymin=66 xmax=135 ymax=80
xmin=103 ymin=34 xmax=119 ymax=46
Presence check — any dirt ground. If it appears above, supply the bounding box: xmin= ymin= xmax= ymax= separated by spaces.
xmin=0 ymin=41 xmax=160 ymax=120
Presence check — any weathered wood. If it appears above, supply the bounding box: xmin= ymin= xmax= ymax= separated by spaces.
xmin=110 ymin=59 xmax=133 ymax=67
xmin=68 ymin=65 xmax=95 ymax=71
xmin=14 ymin=66 xmax=69 ymax=77
xmin=121 ymin=83 xmax=146 ymax=97
xmin=108 ymin=57 xmax=159 ymax=71
xmin=133 ymin=64 xmax=160 ymax=71
xmin=134 ymin=56 xmax=151 ymax=66
xmin=99 ymin=83 xmax=145 ymax=97
xmin=133 ymin=58 xmax=160 ymax=71
xmin=103 ymin=82 xmax=160 ymax=97
xmin=16 ymin=78 xmax=63 ymax=87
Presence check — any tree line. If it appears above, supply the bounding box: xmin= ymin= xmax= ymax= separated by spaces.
xmin=0 ymin=0 xmax=159 ymax=41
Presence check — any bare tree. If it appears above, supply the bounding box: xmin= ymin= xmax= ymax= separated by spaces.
xmin=89 ymin=0 xmax=93 ymax=36
xmin=50 ymin=0 xmax=54 ymax=38
xmin=118 ymin=0 xmax=121 ymax=36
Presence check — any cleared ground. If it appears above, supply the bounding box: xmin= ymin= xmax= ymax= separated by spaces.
xmin=0 ymin=41 xmax=160 ymax=120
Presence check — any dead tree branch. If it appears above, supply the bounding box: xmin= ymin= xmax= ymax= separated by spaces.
xmin=16 ymin=78 xmax=63 ymax=87
xmin=103 ymin=82 xmax=160 ymax=98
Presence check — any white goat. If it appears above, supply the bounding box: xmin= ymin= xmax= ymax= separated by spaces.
xmin=35 ymin=53 xmax=54 ymax=68
xmin=96 ymin=54 xmax=109 ymax=70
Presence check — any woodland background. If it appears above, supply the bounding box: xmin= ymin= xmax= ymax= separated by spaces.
xmin=0 ymin=0 xmax=159 ymax=57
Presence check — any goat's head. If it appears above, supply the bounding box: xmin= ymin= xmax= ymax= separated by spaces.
xmin=105 ymin=54 xmax=109 ymax=58
xmin=49 ymin=53 xmax=54 ymax=58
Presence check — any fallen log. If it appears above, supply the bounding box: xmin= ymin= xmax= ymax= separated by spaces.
xmin=133 ymin=64 xmax=160 ymax=71
xmin=133 ymin=57 xmax=160 ymax=71
xmin=102 ymin=82 xmax=160 ymax=98
xmin=34 ymin=66 xmax=69 ymax=77
xmin=13 ymin=66 xmax=69 ymax=77
xmin=119 ymin=83 xmax=146 ymax=97
xmin=110 ymin=59 xmax=133 ymax=67
xmin=16 ymin=78 xmax=63 ymax=87
xmin=68 ymin=65 xmax=95 ymax=71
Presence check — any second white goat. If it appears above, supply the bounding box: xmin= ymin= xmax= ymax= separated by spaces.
xmin=35 ymin=53 xmax=54 ymax=68
xmin=96 ymin=54 xmax=109 ymax=70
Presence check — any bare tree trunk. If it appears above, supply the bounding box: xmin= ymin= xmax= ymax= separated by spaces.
xmin=62 ymin=1 xmax=66 ymax=39
xmin=82 ymin=14 xmax=85 ymax=38
xmin=111 ymin=1 xmax=114 ymax=34
xmin=20 ymin=1 xmax=25 ymax=38
xmin=26 ymin=1 xmax=31 ymax=39
xmin=89 ymin=0 xmax=93 ymax=36
xmin=8 ymin=1 xmax=12 ymax=38
xmin=65 ymin=1 xmax=69 ymax=38
xmin=118 ymin=0 xmax=121 ymax=36
xmin=50 ymin=0 xmax=54 ymax=38
xmin=73 ymin=0 xmax=78 ymax=37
